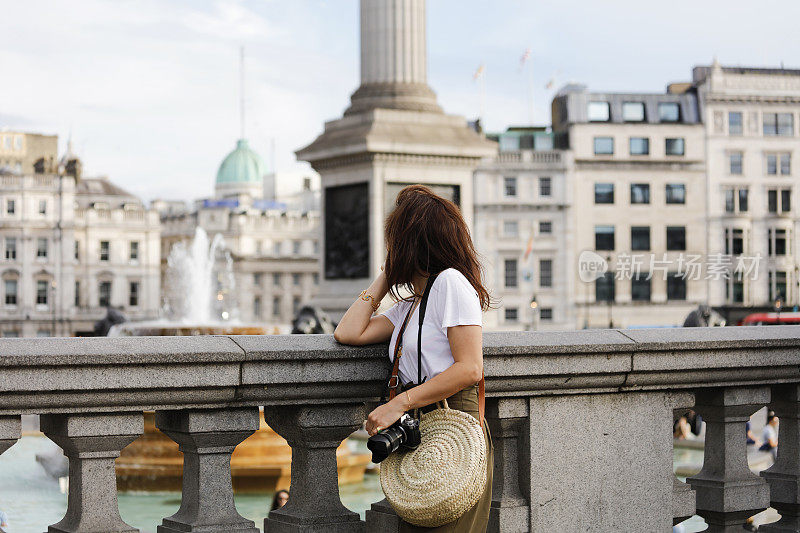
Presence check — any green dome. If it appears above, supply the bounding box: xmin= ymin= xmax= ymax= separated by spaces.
xmin=215 ymin=139 xmax=266 ymax=185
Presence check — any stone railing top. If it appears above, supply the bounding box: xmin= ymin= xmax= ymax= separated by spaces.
xmin=0 ymin=326 xmax=798 ymax=415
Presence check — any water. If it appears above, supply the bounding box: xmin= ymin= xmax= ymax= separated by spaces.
xmin=0 ymin=437 xmax=384 ymax=533
xmin=162 ymin=227 xmax=237 ymax=323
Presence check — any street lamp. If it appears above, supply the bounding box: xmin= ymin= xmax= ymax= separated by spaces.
xmin=529 ymin=294 xmax=538 ymax=331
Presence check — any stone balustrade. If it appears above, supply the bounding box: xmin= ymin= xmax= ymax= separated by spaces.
xmin=0 ymin=327 xmax=799 ymax=531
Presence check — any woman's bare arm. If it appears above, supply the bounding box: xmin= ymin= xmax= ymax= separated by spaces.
xmin=365 ymin=324 xmax=482 ymax=435
xmin=333 ymin=271 xmax=395 ymax=345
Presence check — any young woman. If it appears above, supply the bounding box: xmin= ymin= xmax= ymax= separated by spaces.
xmin=334 ymin=184 xmax=493 ymax=532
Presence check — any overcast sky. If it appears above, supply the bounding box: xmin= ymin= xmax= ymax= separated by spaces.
xmin=2 ymin=0 xmax=799 ymax=201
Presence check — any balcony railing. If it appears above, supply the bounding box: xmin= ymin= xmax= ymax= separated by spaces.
xmin=0 ymin=327 xmax=799 ymax=532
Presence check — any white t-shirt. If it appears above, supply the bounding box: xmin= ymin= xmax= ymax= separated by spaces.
xmin=380 ymin=268 xmax=483 ymax=385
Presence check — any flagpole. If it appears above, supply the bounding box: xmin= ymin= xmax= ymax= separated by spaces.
xmin=527 ymin=60 xmax=534 ymax=125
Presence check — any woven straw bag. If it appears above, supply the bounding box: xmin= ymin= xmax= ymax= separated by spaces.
xmin=380 ymin=399 xmax=487 ymax=527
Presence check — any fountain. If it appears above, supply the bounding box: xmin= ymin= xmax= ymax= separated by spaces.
xmin=98 ymin=227 xmax=370 ymax=491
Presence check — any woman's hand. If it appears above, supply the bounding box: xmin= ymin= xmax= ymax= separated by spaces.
xmin=365 ymin=397 xmax=408 ymax=436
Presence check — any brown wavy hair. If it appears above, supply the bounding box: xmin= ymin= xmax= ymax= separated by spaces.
xmin=384 ymin=184 xmax=491 ymax=310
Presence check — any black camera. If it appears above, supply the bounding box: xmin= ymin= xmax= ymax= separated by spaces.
xmin=366 ymin=413 xmax=421 ymax=463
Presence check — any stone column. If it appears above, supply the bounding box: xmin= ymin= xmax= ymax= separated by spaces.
xmin=760 ymin=384 xmax=800 ymax=532
xmin=672 ymin=393 xmax=696 ymax=527
xmin=155 ymin=408 xmax=260 ymax=533
xmin=263 ymin=403 xmax=366 ymax=533
xmin=0 ymin=416 xmax=21 ymax=455
xmin=41 ymin=412 xmax=143 ymax=533
xmin=687 ymin=387 xmax=771 ymax=532
xmin=360 ymin=0 xmax=426 ymax=85
xmin=486 ymin=398 xmax=529 ymax=533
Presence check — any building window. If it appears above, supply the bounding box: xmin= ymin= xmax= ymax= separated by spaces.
xmin=767 ymin=188 xmax=792 ymax=213
xmin=769 ymin=271 xmax=788 ymax=302
xmin=629 ymin=137 xmax=649 ymax=155
xmin=37 ymin=280 xmax=48 ymax=305
xmin=74 ymin=241 xmax=80 ymax=260
xmin=129 ymin=241 xmax=139 ymax=261
xmin=129 ymin=281 xmax=139 ymax=307
xmin=595 ymin=225 xmax=615 ymax=251
xmin=503 ymin=220 xmax=519 ymax=237
xmin=4 ymin=279 xmax=17 ymax=306
xmin=724 ymin=228 xmax=745 ymax=256
xmin=504 ymin=259 xmax=518 ymax=288
xmin=767 ymin=154 xmax=778 ymax=175
xmin=539 ymin=259 xmax=553 ymax=288
xmin=274 ymin=241 xmax=282 ymax=255
xmin=763 ymin=113 xmax=794 ymax=136
xmin=253 ymin=272 xmax=262 ymax=286
xmin=293 ymin=241 xmax=301 ymax=255
xmin=38 ymin=200 xmax=47 ymax=215
xmin=665 ymin=184 xmax=685 ymax=204
xmin=767 ymin=153 xmax=792 ymax=176
xmin=504 ymin=308 xmax=519 ymax=322
xmin=724 ymin=188 xmax=749 ymax=213
xmin=666 ymin=226 xmax=686 ymax=251
xmin=630 ymin=183 xmax=650 ymax=204
xmin=631 ymin=226 xmax=650 ymax=251
xmin=781 ymin=154 xmax=791 ymax=175
xmin=588 ymin=101 xmax=610 ymax=122
xmin=100 ymin=241 xmax=110 ymax=261
xmin=594 ymin=183 xmax=614 ymax=204
xmin=37 ymin=237 xmax=48 ymax=258
xmin=539 ymin=177 xmax=552 ymax=197
xmin=658 ymin=102 xmax=680 ymax=122
xmin=5 ymin=238 xmax=16 ymax=260
xmin=6 ymin=199 xmax=14 ymax=215
xmin=503 ymin=176 xmax=517 ymax=197
xmin=292 ymin=297 xmax=300 ymax=313
xmin=729 ymin=111 xmax=743 ymax=135
xmin=631 ymin=273 xmax=651 ymax=302
xmin=539 ymin=308 xmax=553 ymax=321
xmin=595 ymin=272 xmax=615 ymax=302
xmin=253 ymin=296 xmax=262 ymax=319
xmin=313 ymin=273 xmax=319 ymax=285
xmin=622 ymin=102 xmax=645 ymax=122
xmin=539 ymin=221 xmax=552 ymax=234
xmin=729 ymin=152 xmax=743 ymax=175
xmin=273 ymin=273 xmax=282 ymax=286
xmin=99 ymin=281 xmax=112 ymax=307
xmin=665 ymin=138 xmax=685 ymax=156
xmin=313 ymin=241 xmax=320 ymax=254
xmin=272 ymin=296 xmax=281 ymax=317
xmin=725 ymin=272 xmax=744 ymax=303
xmin=292 ymin=273 xmax=301 ymax=286
xmin=667 ymin=274 xmax=687 ymax=301
xmin=768 ymin=228 xmax=788 ymax=256
xmin=75 ymin=281 xmax=80 ymax=307
xmin=594 ymin=137 xmax=614 ymax=155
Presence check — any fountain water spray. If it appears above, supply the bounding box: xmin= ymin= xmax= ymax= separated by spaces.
xmin=163 ymin=227 xmax=237 ymax=323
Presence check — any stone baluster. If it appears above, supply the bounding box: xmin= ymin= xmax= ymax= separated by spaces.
xmin=760 ymin=384 xmax=800 ymax=532
xmin=486 ymin=397 xmax=529 ymax=533
xmin=0 ymin=416 xmax=21 ymax=455
xmin=672 ymin=392 xmax=697 ymax=527
xmin=41 ymin=412 xmax=144 ymax=533
xmin=687 ymin=387 xmax=771 ymax=532
xmin=264 ymin=403 xmax=367 ymax=533
xmin=155 ymin=408 xmax=260 ymax=533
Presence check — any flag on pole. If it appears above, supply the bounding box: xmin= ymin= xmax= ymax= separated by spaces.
xmin=473 ymin=64 xmax=485 ymax=81
xmin=523 ymin=235 xmax=534 ymax=260
xmin=519 ymin=48 xmax=531 ymax=70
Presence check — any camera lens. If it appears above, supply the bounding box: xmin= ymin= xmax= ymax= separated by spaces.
xmin=367 ymin=425 xmax=406 ymax=463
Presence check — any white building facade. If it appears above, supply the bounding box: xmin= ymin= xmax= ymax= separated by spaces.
xmin=552 ymin=86 xmax=708 ymax=328
xmin=694 ymin=63 xmax=800 ymax=322
xmin=474 ymin=128 xmax=573 ymax=331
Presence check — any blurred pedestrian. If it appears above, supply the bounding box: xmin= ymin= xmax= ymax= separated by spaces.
xmin=270 ymin=489 xmax=289 ymax=511
xmin=746 ymin=421 xmax=761 ymax=447
xmin=0 ymin=507 xmax=9 ymax=532
xmin=759 ymin=411 xmax=779 ymax=459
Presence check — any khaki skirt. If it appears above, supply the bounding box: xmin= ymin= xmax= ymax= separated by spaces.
xmin=397 ymin=383 xmax=494 ymax=533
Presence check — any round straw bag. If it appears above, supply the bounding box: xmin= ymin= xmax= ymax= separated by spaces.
xmin=379 ymin=400 xmax=487 ymax=527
